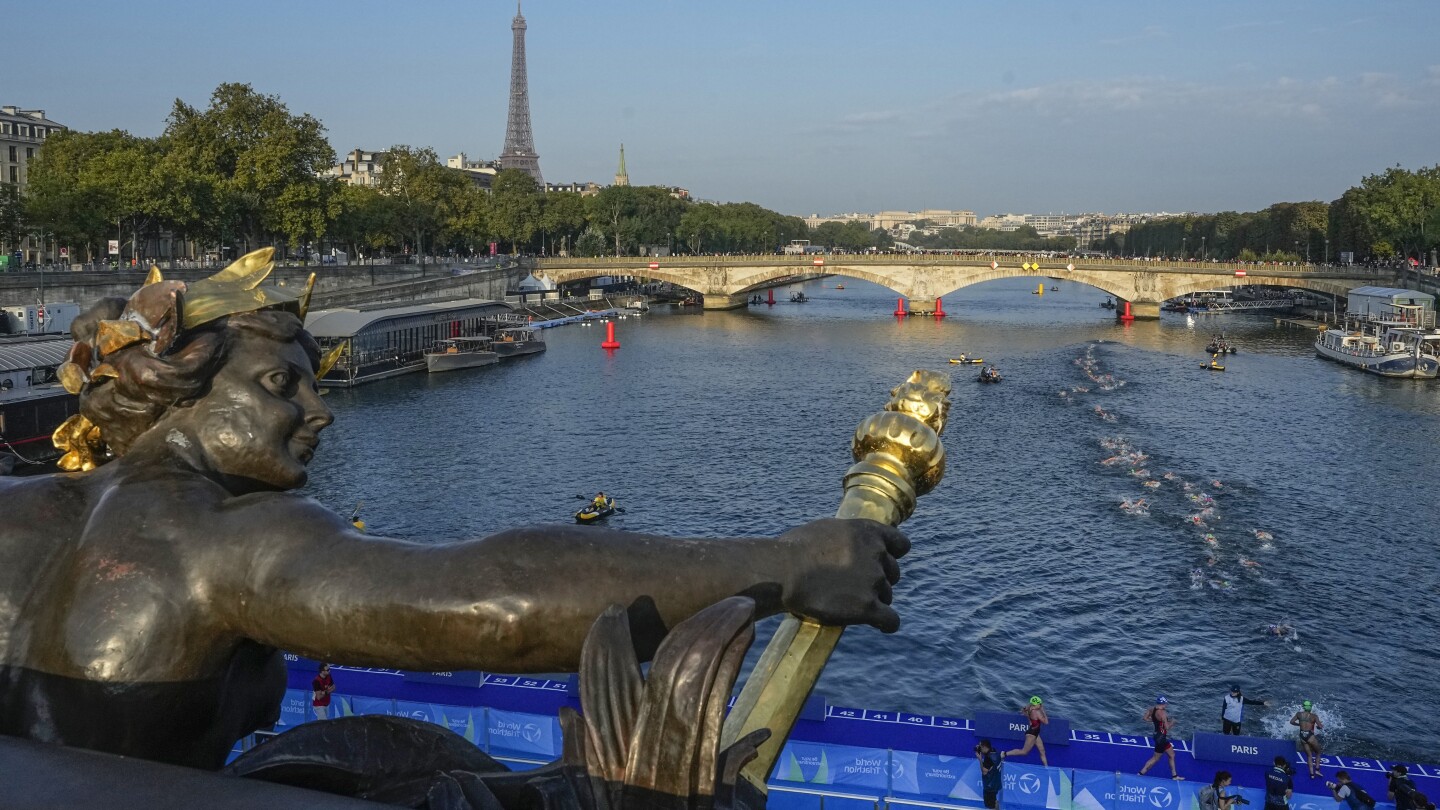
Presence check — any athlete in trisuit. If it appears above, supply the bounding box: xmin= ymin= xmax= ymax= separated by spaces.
xmin=1139 ymin=696 xmax=1184 ymax=780
xmin=1003 ymin=696 xmax=1049 ymax=766
xmin=1290 ymin=700 xmax=1324 ymax=778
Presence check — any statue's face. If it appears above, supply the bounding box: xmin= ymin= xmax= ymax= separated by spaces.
xmin=181 ymin=331 xmax=332 ymax=490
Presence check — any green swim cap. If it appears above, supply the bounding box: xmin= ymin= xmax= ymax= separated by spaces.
xmin=1303 ymin=700 xmax=1313 ymax=709
xmin=1030 ymin=696 xmax=1043 ymax=705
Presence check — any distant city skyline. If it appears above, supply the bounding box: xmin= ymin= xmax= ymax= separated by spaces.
xmin=8 ymin=1 xmax=1438 ymax=217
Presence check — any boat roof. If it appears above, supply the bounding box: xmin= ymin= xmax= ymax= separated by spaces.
xmin=0 ymin=337 xmax=72 ymax=374
xmin=443 ymin=335 xmax=494 ymax=343
xmin=1349 ymin=286 xmax=1435 ymax=303
xmin=305 ymin=299 xmax=513 ymax=338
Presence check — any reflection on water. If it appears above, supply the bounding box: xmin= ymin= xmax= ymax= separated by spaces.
xmin=306 ymin=276 xmax=1440 ymax=762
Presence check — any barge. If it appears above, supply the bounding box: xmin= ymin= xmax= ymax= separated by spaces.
xmin=0 ymin=336 xmax=77 ymax=470
xmin=1315 ymin=287 xmax=1439 ymax=379
xmin=306 ymin=299 xmax=521 ymax=387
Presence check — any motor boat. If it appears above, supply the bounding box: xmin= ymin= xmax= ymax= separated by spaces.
xmin=424 ymin=337 xmax=499 ymax=373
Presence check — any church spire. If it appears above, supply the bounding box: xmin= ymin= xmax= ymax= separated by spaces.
xmin=614 ymin=143 xmax=629 ymax=187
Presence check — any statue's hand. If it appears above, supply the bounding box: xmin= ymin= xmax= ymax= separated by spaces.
xmin=778 ymin=518 xmax=910 ymax=632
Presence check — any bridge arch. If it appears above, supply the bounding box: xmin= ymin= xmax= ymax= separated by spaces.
xmin=1162 ymin=275 xmax=1354 ymax=300
xmin=536 ymin=267 xmax=708 ymax=296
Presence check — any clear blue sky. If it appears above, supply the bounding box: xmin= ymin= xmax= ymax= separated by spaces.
xmin=8 ymin=1 xmax=1438 ymax=217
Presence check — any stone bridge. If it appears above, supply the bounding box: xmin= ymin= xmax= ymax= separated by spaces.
xmin=533 ymin=255 xmax=1394 ymax=318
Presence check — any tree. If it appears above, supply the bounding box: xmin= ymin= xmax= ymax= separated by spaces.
xmin=490 ymin=170 xmax=542 ymax=253
xmin=0 ymin=183 xmax=26 ymax=255
xmin=539 ymin=192 xmax=587 ymax=255
xmin=163 ymin=83 xmax=335 ymax=253
xmin=377 ymin=145 xmax=469 ymax=262
xmin=586 ymin=186 xmax=687 ymax=255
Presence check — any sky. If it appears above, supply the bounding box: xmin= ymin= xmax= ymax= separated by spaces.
xmin=7 ymin=1 xmax=1439 ymax=218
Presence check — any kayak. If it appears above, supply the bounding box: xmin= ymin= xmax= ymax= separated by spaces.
xmin=1200 ymin=363 xmax=1226 ymax=372
xmin=948 ymin=358 xmax=984 ymax=364
xmin=575 ymin=500 xmax=617 ymax=524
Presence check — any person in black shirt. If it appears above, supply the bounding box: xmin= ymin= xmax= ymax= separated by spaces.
xmin=976 ymin=739 xmax=1004 ymax=810
xmin=1389 ymin=765 xmax=1419 ymax=810
xmin=1265 ymin=756 xmax=1294 ymax=810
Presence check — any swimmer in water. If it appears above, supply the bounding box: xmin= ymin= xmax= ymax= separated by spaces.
xmin=1240 ymin=557 xmax=1262 ymax=568
xmin=1143 ymin=480 xmax=1161 ymax=489
xmin=1263 ymin=623 xmax=1296 ymax=639
xmin=1211 ymin=480 xmax=1223 ymax=488
xmin=1253 ymin=529 xmax=1274 ymax=542
xmin=1203 ymin=533 xmax=1219 ymax=546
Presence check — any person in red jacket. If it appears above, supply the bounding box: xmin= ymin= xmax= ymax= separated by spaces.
xmin=311 ymin=663 xmax=335 ymax=720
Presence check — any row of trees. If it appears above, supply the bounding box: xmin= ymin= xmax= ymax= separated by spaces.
xmin=6 ymin=83 xmax=835 ymax=263
xmin=904 ymin=224 xmax=1077 ymax=253
xmin=11 ymin=83 xmax=1437 ymax=266
xmin=1099 ymin=167 xmax=1440 ymax=264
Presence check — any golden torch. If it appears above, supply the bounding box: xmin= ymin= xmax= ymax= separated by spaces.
xmin=720 ymin=369 xmax=951 ymax=790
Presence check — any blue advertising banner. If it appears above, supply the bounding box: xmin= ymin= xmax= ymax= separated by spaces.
xmin=486 ymin=709 xmax=561 ymax=759
xmin=426 ymin=704 xmax=484 ymax=743
xmin=1073 ymin=769 xmax=1117 ymax=810
xmin=1191 ymin=733 xmax=1293 ymax=767
xmin=974 ymin=710 xmax=1072 ymax=746
xmin=404 ymin=670 xmax=486 ymax=688
xmin=341 ymin=696 xmax=394 ymax=717
xmin=890 ymin=752 xmax=985 ymax=801
xmin=275 ymin=688 xmax=313 ymax=728
xmin=1003 ymin=762 xmax=1073 ymax=810
xmin=392 ymin=700 xmax=442 ymax=724
xmin=771 ymin=742 xmax=891 ymax=792
xmin=1114 ymin=773 xmax=1183 ymax=810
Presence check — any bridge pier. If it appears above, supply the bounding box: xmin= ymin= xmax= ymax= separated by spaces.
xmin=702 ymin=292 xmax=748 ymax=311
xmin=1122 ymin=301 xmax=1161 ymax=320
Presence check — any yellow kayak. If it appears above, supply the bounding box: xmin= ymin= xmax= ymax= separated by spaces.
xmin=1200 ymin=363 xmax=1226 ymax=372
xmin=948 ymin=358 xmax=984 ymax=364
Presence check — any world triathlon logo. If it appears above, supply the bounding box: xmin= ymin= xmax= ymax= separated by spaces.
xmin=522 ymin=723 xmax=544 ymax=743
xmin=1019 ymin=774 xmax=1043 ymax=795
xmin=886 ymin=761 xmax=906 ymax=779
xmin=1148 ymin=787 xmax=1175 ymax=808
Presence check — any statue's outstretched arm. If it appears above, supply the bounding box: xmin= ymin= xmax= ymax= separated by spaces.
xmin=218 ymin=496 xmax=906 ymax=673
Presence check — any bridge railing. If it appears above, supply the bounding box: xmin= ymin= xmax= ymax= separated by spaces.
xmin=532 ymin=254 xmax=1392 ymax=277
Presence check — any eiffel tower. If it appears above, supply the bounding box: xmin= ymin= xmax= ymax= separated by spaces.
xmin=499 ymin=1 xmax=543 ymax=185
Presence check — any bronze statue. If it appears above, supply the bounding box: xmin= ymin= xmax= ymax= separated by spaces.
xmin=0 ymin=249 xmax=908 ymax=772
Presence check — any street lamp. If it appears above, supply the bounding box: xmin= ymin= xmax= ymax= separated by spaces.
xmin=1324 ymin=237 xmax=1329 ymax=265
xmin=1201 ymin=236 xmax=1207 ymax=261
xmin=1182 ymin=236 xmax=1188 ymax=260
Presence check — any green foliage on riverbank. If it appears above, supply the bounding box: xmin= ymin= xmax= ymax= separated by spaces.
xmin=1102 ymin=167 xmax=1440 ymax=263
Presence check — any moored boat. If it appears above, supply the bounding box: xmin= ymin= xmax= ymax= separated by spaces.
xmin=493 ymin=327 xmax=547 ymax=358
xmin=425 ymin=336 xmax=500 ymax=373
xmin=1314 ymin=288 xmax=1440 ymax=379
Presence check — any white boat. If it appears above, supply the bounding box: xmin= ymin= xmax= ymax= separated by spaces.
xmin=493 ymin=326 xmax=547 ymax=358
xmin=424 ymin=337 xmax=500 ymax=373
xmin=1314 ymin=297 xmax=1440 ymax=379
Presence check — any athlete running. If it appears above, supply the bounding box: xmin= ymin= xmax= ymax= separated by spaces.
xmin=1003 ymin=696 xmax=1050 ymax=766
xmin=1139 ymin=696 xmax=1183 ymax=780
xmin=1290 ymin=700 xmax=1325 ymax=777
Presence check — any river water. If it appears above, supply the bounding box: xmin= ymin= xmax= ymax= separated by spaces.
xmin=306 ymin=276 xmax=1440 ymax=763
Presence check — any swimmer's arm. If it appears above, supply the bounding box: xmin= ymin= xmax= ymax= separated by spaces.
xmin=1288 ymin=713 xmax=1300 ymax=726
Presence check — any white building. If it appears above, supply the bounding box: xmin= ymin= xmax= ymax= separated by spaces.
xmin=1 ymin=106 xmax=64 ymax=191
xmin=321 ymin=148 xmax=387 ymax=187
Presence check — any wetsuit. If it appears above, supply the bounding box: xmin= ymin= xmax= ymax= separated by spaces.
xmin=1150 ymin=709 xmax=1173 ymax=753
xmin=1027 ymin=709 xmax=1043 ymax=738
xmin=1295 ymin=711 xmax=1320 ymax=747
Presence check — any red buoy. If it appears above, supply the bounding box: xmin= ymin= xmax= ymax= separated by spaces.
xmin=895 ymin=297 xmax=908 ymax=317
xmin=767 ymin=288 xmax=776 ymax=306
xmin=601 ymin=320 xmax=620 ymax=349
xmin=1120 ymin=300 xmax=1134 ymax=324
xmin=934 ymin=297 xmax=946 ymax=317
